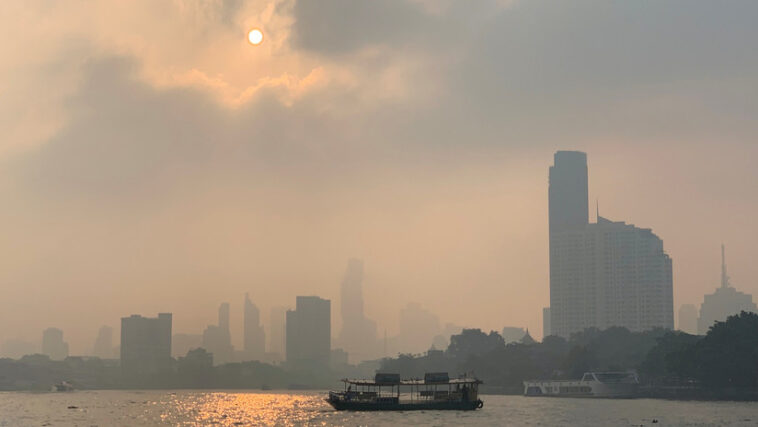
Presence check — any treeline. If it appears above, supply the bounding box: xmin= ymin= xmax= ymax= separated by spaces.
xmin=380 ymin=311 xmax=758 ymax=397
xmin=0 ymin=348 xmax=364 ymax=391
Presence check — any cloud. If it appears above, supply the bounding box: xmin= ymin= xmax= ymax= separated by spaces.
xmin=2 ymin=0 xmax=758 ymax=352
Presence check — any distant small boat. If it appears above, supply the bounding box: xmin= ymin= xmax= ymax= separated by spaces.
xmin=52 ymin=381 xmax=75 ymax=392
xmin=326 ymin=372 xmax=484 ymax=411
xmin=524 ymin=371 xmax=639 ymax=398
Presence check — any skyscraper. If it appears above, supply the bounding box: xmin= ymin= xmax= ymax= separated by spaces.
xmin=337 ymin=258 xmax=378 ymax=363
xmin=548 ymin=151 xmax=674 ymax=337
xmin=120 ymin=313 xmax=172 ymax=375
xmin=286 ymin=296 xmax=330 ymax=369
xmin=243 ymin=293 xmax=265 ymax=361
xmin=549 ymin=151 xmax=589 ymax=235
xmin=42 ymin=328 xmax=69 ymax=361
xmin=697 ymin=245 xmax=757 ymax=334
xmin=202 ymin=302 xmax=234 ymax=365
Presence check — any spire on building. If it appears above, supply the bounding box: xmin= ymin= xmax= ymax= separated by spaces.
xmin=721 ymin=244 xmax=731 ymax=289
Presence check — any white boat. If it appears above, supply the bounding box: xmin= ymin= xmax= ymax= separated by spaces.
xmin=523 ymin=372 xmax=639 ymax=398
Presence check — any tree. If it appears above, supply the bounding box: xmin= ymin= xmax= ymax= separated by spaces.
xmin=690 ymin=311 xmax=758 ymax=388
xmin=446 ymin=329 xmax=505 ymax=361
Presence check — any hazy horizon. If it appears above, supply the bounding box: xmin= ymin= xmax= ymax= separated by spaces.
xmin=1 ymin=0 xmax=757 ymax=356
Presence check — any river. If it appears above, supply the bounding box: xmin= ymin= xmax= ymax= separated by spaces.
xmin=1 ymin=390 xmax=756 ymax=426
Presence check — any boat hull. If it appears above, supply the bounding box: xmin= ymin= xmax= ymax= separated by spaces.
xmin=326 ymin=399 xmax=482 ymax=411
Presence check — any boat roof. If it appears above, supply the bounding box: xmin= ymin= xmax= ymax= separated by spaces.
xmin=342 ymin=378 xmax=482 ymax=386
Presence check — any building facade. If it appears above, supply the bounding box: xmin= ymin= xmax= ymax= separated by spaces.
xmin=120 ymin=313 xmax=172 ymax=375
xmin=286 ymin=296 xmax=330 ymax=368
xmin=548 ymin=151 xmax=674 ymax=337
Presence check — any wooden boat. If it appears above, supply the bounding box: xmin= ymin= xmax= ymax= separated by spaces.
xmin=326 ymin=372 xmax=483 ymax=411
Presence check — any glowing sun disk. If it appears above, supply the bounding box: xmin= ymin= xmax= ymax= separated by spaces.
xmin=248 ymin=29 xmax=263 ymax=45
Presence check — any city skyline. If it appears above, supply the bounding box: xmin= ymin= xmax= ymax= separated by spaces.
xmin=2 ymin=1 xmax=758 ymax=355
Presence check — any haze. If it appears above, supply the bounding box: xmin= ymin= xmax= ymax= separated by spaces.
xmin=1 ymin=0 xmax=757 ymax=355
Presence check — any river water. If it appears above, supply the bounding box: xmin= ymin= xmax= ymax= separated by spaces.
xmin=1 ymin=390 xmax=756 ymax=426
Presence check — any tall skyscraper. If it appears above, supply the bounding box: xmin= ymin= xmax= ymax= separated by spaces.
xmin=286 ymin=296 xmax=330 ymax=369
xmin=549 ymin=151 xmax=589 ymax=235
xmin=92 ymin=325 xmax=114 ymax=359
xmin=243 ymin=293 xmax=265 ymax=361
xmin=548 ymin=151 xmax=674 ymax=337
xmin=697 ymin=245 xmax=757 ymax=334
xmin=678 ymin=304 xmax=698 ymax=335
xmin=120 ymin=313 xmax=172 ymax=375
xmin=202 ymin=302 xmax=234 ymax=365
xmin=42 ymin=328 xmax=69 ymax=361
xmin=337 ymin=258 xmax=378 ymax=363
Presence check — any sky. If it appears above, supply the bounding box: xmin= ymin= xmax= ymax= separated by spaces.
xmin=1 ymin=0 xmax=757 ymax=355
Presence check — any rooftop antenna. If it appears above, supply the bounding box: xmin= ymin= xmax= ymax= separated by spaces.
xmin=721 ymin=244 xmax=731 ymax=288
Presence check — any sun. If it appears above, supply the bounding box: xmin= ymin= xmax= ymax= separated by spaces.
xmin=248 ymin=29 xmax=263 ymax=45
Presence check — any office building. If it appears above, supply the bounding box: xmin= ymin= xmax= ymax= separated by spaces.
xmin=286 ymin=296 xmax=330 ymax=368
xmin=548 ymin=151 xmax=673 ymax=337
xmin=120 ymin=313 xmax=172 ymax=375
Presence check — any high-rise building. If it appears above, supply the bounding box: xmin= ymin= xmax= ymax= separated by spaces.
xmin=92 ymin=325 xmax=114 ymax=359
xmin=678 ymin=304 xmax=698 ymax=335
xmin=42 ymin=328 xmax=69 ymax=361
xmin=337 ymin=259 xmax=378 ymax=363
xmin=286 ymin=296 xmax=330 ymax=368
xmin=548 ymin=151 xmax=674 ymax=337
xmin=697 ymin=245 xmax=757 ymax=334
xmin=243 ymin=293 xmax=265 ymax=361
xmin=202 ymin=302 xmax=234 ymax=365
xmin=267 ymin=306 xmax=286 ymax=358
xmin=120 ymin=313 xmax=172 ymax=375
xmin=549 ymin=151 xmax=589 ymax=235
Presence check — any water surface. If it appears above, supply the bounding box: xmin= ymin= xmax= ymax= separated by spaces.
xmin=1 ymin=390 xmax=755 ymax=426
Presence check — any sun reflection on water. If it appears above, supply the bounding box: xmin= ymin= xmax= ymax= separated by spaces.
xmin=160 ymin=391 xmax=334 ymax=426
